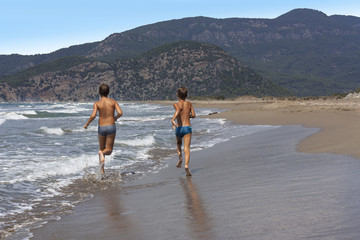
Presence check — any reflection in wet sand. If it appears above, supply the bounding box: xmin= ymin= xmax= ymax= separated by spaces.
xmin=180 ymin=177 xmax=213 ymax=239
xmin=102 ymin=187 xmax=140 ymax=239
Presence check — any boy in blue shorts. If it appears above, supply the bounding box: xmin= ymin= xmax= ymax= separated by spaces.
xmin=171 ymin=86 xmax=196 ymax=176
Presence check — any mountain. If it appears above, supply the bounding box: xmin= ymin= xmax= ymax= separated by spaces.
xmin=0 ymin=41 xmax=289 ymax=102
xmin=0 ymin=42 xmax=98 ymax=75
xmin=1 ymin=8 xmax=360 ymax=96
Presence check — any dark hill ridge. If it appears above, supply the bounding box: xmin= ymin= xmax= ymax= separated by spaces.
xmin=1 ymin=8 xmax=360 ymax=96
xmin=0 ymin=42 xmax=98 ymax=76
xmin=329 ymin=15 xmax=360 ymax=28
xmin=274 ymin=9 xmax=330 ymax=25
xmin=0 ymin=41 xmax=288 ymax=102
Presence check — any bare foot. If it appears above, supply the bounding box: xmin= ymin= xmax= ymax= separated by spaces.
xmin=185 ymin=168 xmax=192 ymax=176
xmin=99 ymin=150 xmax=105 ymax=175
xmin=99 ymin=150 xmax=105 ymax=163
xmin=100 ymin=162 xmax=105 ymax=175
xmin=176 ymin=159 xmax=182 ymax=168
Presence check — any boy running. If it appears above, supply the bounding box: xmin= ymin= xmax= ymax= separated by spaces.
xmin=171 ymin=86 xmax=196 ymax=176
xmin=84 ymin=83 xmax=123 ymax=176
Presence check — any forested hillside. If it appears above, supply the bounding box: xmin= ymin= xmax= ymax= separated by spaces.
xmin=0 ymin=41 xmax=288 ymax=101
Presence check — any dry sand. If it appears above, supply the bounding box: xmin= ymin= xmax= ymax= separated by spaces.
xmin=191 ymin=97 xmax=360 ymax=159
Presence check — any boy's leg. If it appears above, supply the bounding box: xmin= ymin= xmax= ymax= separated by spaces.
xmin=98 ymin=133 xmax=115 ymax=175
xmin=98 ymin=134 xmax=106 ymax=174
xmin=102 ymin=133 xmax=115 ymax=156
xmin=176 ymin=137 xmax=183 ymax=168
xmin=183 ymin=133 xmax=192 ymax=176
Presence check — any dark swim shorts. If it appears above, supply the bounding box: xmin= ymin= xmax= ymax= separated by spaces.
xmin=98 ymin=125 xmax=116 ymax=136
xmin=175 ymin=126 xmax=192 ymax=138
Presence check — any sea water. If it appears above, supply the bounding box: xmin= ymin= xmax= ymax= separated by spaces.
xmin=0 ymin=102 xmax=277 ymax=239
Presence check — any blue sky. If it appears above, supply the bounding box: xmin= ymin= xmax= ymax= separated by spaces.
xmin=1 ymin=0 xmax=360 ymax=55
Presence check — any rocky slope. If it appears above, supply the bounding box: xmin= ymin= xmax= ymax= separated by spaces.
xmin=0 ymin=41 xmax=288 ymax=102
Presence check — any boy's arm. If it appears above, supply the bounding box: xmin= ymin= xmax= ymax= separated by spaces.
xmin=114 ymin=101 xmax=123 ymax=121
xmin=84 ymin=103 xmax=98 ymax=129
xmin=171 ymin=103 xmax=180 ymax=130
xmin=190 ymin=103 xmax=196 ymax=118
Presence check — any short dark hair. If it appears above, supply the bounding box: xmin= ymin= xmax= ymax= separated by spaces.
xmin=99 ymin=84 xmax=109 ymax=97
xmin=177 ymin=86 xmax=188 ymax=100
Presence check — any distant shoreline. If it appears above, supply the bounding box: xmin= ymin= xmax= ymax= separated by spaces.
xmin=151 ymin=96 xmax=360 ymax=159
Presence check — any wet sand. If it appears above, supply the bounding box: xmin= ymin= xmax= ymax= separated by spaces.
xmin=31 ymin=98 xmax=360 ymax=239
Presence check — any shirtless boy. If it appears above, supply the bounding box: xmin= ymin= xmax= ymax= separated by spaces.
xmin=84 ymin=84 xmax=123 ymax=176
xmin=171 ymin=86 xmax=196 ymax=176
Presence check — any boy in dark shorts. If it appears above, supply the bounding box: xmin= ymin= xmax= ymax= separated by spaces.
xmin=171 ymin=86 xmax=196 ymax=176
xmin=84 ymin=84 xmax=123 ymax=176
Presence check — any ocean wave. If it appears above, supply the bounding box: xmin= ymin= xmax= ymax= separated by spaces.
xmin=39 ymin=127 xmax=65 ymax=136
xmin=39 ymin=103 xmax=90 ymax=114
xmin=0 ymin=154 xmax=100 ymax=185
xmin=0 ymin=112 xmax=28 ymax=120
xmin=0 ymin=112 xmax=28 ymax=125
xmin=0 ymin=154 xmax=99 ymax=226
xmin=118 ymin=135 xmax=155 ymax=147
xmin=72 ymin=125 xmax=98 ymax=132
xmin=192 ymin=137 xmax=230 ymax=150
xmin=42 ymin=108 xmax=87 ymax=114
xmin=20 ymin=110 xmax=37 ymax=115
xmin=212 ymin=118 xmax=226 ymax=125
xmin=196 ymin=108 xmax=224 ymax=116
xmin=120 ymin=116 xmax=167 ymax=122
xmin=123 ymin=103 xmax=166 ymax=111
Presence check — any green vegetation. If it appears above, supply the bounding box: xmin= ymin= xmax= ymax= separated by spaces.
xmin=190 ymin=95 xmax=226 ymax=100
xmin=0 ymin=56 xmax=89 ymax=87
xmin=0 ymin=41 xmax=291 ymax=101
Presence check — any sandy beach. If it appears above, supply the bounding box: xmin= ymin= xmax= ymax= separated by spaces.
xmin=30 ymin=97 xmax=360 ymax=239
xmin=193 ymin=97 xmax=360 ymax=159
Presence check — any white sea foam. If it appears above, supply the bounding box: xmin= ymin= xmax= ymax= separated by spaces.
xmin=136 ymin=149 xmax=152 ymax=160
xmin=125 ymin=103 xmax=164 ymax=111
xmin=0 ymin=112 xmax=29 ymax=125
xmin=40 ymin=103 xmax=89 ymax=114
xmin=0 ymin=112 xmax=28 ymax=120
xmin=120 ymin=116 xmax=167 ymax=122
xmin=213 ymin=118 xmax=226 ymax=125
xmin=19 ymin=105 xmax=32 ymax=109
xmin=21 ymin=110 xmax=37 ymax=115
xmin=42 ymin=109 xmax=84 ymax=114
xmin=196 ymin=109 xmax=214 ymax=116
xmin=196 ymin=108 xmax=224 ymax=116
xmin=42 ymin=155 xmax=99 ymax=177
xmin=72 ymin=125 xmax=97 ymax=133
xmin=39 ymin=127 xmax=64 ymax=136
xmin=119 ymin=135 xmax=155 ymax=147
xmin=1 ymin=154 xmax=99 ymax=184
xmin=1 ymin=203 xmax=34 ymax=217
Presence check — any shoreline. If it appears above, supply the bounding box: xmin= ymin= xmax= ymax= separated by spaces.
xmin=31 ymin=124 xmax=360 ymax=239
xmin=185 ymin=97 xmax=360 ymax=159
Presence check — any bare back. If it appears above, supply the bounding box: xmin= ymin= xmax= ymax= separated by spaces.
xmin=172 ymin=100 xmax=196 ymax=127
xmin=94 ymin=97 xmax=122 ymax=126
